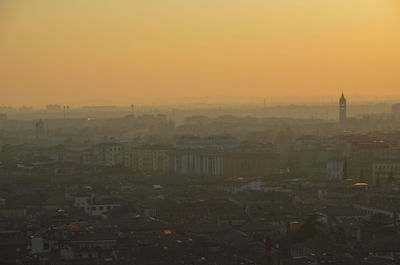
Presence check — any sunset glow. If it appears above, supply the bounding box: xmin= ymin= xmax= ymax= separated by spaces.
xmin=0 ymin=0 xmax=399 ymax=105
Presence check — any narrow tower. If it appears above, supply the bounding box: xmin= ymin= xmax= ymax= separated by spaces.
xmin=35 ymin=119 xmax=45 ymax=143
xmin=339 ymin=93 xmax=346 ymax=124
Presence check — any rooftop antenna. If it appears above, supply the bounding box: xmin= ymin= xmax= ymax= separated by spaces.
xmin=131 ymin=104 xmax=134 ymax=115
xmin=63 ymin=105 xmax=66 ymax=119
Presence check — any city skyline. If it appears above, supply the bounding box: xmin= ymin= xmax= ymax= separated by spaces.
xmin=1 ymin=2 xmax=400 ymax=264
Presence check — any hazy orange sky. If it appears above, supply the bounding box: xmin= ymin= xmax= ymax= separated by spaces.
xmin=0 ymin=0 xmax=399 ymax=106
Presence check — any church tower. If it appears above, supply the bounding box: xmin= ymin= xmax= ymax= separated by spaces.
xmin=339 ymin=93 xmax=346 ymax=124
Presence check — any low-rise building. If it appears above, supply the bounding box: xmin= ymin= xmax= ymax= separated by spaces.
xmin=326 ymin=159 xmax=344 ymax=181
xmin=74 ymin=195 xmax=122 ymax=216
xmin=373 ymin=160 xmax=400 ymax=183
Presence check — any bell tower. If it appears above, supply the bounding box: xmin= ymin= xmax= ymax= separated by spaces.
xmin=339 ymin=93 xmax=346 ymax=125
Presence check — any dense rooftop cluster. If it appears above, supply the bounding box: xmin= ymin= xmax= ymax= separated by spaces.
xmin=1 ymin=110 xmax=400 ymax=264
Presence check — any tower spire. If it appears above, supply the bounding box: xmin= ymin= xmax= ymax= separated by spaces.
xmin=339 ymin=93 xmax=347 ymax=126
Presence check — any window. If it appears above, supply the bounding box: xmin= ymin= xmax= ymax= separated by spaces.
xmin=99 ymin=206 xmax=104 ymax=210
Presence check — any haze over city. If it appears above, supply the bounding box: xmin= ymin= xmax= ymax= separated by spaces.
xmin=2 ymin=2 xmax=400 ymax=265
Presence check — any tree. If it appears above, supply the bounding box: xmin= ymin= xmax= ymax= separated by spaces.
xmin=387 ymin=171 xmax=394 ymax=184
xmin=336 ymin=227 xmax=346 ymax=244
xmin=64 ymin=137 xmax=74 ymax=145
xmin=291 ymin=214 xmax=326 ymax=242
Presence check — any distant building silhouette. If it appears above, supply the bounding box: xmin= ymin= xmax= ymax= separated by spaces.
xmin=0 ymin=113 xmax=7 ymax=121
xmin=35 ymin=119 xmax=45 ymax=142
xmin=46 ymin=104 xmax=61 ymax=112
xmin=392 ymin=103 xmax=400 ymax=119
xmin=339 ymin=93 xmax=346 ymax=124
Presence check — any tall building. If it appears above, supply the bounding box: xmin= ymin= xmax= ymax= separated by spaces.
xmin=125 ymin=145 xmax=171 ymax=174
xmin=82 ymin=143 xmax=124 ymax=166
xmin=339 ymin=93 xmax=347 ymax=124
xmin=35 ymin=119 xmax=45 ymax=141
